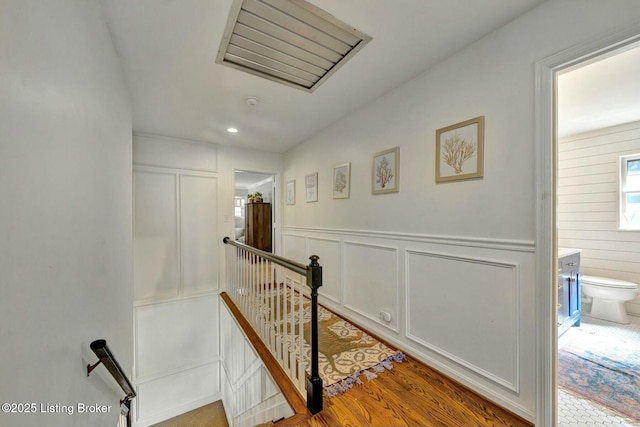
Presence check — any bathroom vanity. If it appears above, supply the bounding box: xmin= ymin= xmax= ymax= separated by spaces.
xmin=558 ymin=248 xmax=581 ymax=336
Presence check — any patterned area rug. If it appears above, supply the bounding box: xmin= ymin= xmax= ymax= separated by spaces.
xmin=558 ymin=328 xmax=640 ymax=421
xmin=249 ymin=287 xmax=404 ymax=396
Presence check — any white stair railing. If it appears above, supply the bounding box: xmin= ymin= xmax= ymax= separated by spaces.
xmin=223 ymin=237 xmax=323 ymax=414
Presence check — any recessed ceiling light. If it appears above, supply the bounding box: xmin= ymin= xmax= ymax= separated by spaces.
xmin=227 ymin=127 xmax=238 ymax=133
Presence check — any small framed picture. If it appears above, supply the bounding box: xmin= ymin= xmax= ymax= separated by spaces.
xmin=305 ymin=173 xmax=318 ymax=202
xmin=436 ymin=116 xmax=484 ymax=183
xmin=286 ymin=180 xmax=295 ymax=205
xmin=332 ymin=162 xmax=351 ymax=199
xmin=372 ymin=147 xmax=399 ymax=194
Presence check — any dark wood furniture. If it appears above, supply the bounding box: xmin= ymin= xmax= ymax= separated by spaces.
xmin=245 ymin=202 xmax=271 ymax=252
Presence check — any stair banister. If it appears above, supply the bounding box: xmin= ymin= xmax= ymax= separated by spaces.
xmin=222 ymin=237 xmax=324 ymax=414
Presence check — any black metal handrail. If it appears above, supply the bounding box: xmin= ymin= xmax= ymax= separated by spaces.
xmin=223 ymin=237 xmax=308 ymax=275
xmin=223 ymin=237 xmax=323 ymax=414
xmin=87 ymin=339 xmax=136 ymax=425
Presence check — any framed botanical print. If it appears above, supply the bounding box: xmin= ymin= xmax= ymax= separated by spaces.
xmin=286 ymin=180 xmax=295 ymax=205
xmin=305 ymin=173 xmax=318 ymax=202
xmin=372 ymin=147 xmax=399 ymax=194
xmin=436 ymin=116 xmax=484 ymax=183
xmin=332 ymin=162 xmax=350 ymax=199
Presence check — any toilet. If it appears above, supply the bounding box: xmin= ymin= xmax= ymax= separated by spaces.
xmin=581 ymin=275 xmax=639 ymax=324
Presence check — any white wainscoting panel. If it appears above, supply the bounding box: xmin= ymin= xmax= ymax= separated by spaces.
xmin=135 ymin=296 xmax=219 ymax=379
xmin=281 ymin=226 xmax=535 ymax=419
xmin=308 ymin=237 xmax=341 ymax=303
xmin=343 ymin=241 xmax=399 ymax=331
xmin=181 ymin=175 xmax=219 ymax=293
xmin=135 ymin=362 xmax=220 ymax=426
xmin=406 ymin=250 xmax=520 ymax=391
xmin=282 ymin=234 xmax=307 ymax=264
xmin=134 ymin=171 xmax=179 ymax=301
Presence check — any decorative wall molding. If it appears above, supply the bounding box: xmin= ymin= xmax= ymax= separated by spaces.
xmin=133 ymin=132 xmax=219 ymax=173
xmin=283 ymin=226 xmax=535 ymax=252
xmin=405 ymin=249 xmax=520 ymax=392
xmin=134 ymin=362 xmax=221 ymax=426
xmin=282 ymin=225 xmax=528 ymax=403
xmin=307 ymin=236 xmax=342 ymax=304
xmin=133 ymin=168 xmax=219 ymax=304
xmin=342 ymin=240 xmax=400 ymax=332
xmin=134 ymin=296 xmax=219 ymax=380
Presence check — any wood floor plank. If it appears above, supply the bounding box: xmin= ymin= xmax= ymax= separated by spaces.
xmin=277 ymin=354 xmax=532 ymax=427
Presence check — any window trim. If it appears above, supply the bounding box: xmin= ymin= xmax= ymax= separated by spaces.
xmin=619 ymin=153 xmax=640 ymax=230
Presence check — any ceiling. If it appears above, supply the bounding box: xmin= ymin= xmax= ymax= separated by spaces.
xmin=101 ymin=0 xmax=547 ymax=153
xmin=235 ymin=170 xmax=274 ymax=188
xmin=558 ymin=44 xmax=640 ymax=138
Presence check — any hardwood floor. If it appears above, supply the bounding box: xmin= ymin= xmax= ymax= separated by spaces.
xmin=221 ymin=293 xmax=531 ymax=427
xmin=277 ymin=356 xmax=531 ymax=427
xmin=151 ymin=401 xmax=229 ymax=427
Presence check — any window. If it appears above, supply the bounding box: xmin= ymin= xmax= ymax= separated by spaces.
xmin=234 ymin=196 xmax=245 ymax=218
xmin=619 ymin=154 xmax=640 ymax=230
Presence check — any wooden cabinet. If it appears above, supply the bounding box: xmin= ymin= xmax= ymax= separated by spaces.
xmin=245 ymin=202 xmax=271 ymax=252
xmin=558 ymin=251 xmax=581 ymax=336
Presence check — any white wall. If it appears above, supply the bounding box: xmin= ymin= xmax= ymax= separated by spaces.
xmin=132 ymin=135 xmax=284 ymax=425
xmin=0 ymin=2 xmax=133 ymax=427
xmin=132 ymin=134 xmax=221 ymax=426
xmin=558 ymin=121 xmax=640 ymax=315
xmin=282 ymin=0 xmax=640 ymax=421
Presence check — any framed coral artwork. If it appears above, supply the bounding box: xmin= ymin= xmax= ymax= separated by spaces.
xmin=332 ymin=162 xmax=350 ymax=199
xmin=372 ymin=147 xmax=399 ymax=194
xmin=436 ymin=116 xmax=484 ymax=183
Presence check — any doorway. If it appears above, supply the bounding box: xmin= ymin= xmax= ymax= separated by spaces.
xmin=234 ymin=170 xmax=277 ymax=252
xmin=555 ymin=44 xmax=640 ymax=426
xmin=535 ymin=26 xmax=640 ymax=427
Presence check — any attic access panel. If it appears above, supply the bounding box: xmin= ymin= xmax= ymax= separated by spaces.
xmin=216 ymin=0 xmax=372 ymax=92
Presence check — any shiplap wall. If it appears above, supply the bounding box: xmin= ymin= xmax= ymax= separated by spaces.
xmin=558 ymin=121 xmax=640 ymax=315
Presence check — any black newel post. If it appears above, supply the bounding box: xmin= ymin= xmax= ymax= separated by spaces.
xmin=306 ymin=254 xmax=323 ymax=414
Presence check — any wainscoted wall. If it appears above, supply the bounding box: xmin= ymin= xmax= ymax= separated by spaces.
xmin=283 ymin=227 xmax=534 ymax=418
xmin=558 ymin=121 xmax=640 ymax=315
xmin=134 ymin=297 xmax=220 ymax=424
xmin=133 ymin=135 xmax=222 ymax=426
xmin=220 ymin=303 xmax=293 ymax=427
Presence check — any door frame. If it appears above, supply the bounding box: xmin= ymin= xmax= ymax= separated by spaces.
xmin=233 ymin=169 xmax=280 ymax=252
xmin=534 ymin=24 xmax=640 ymax=427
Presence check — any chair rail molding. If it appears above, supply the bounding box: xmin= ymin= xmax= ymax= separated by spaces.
xmin=283 ymin=226 xmax=535 ymax=252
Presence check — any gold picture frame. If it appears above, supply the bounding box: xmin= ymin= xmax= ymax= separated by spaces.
xmin=436 ymin=116 xmax=484 ymax=183
xmin=286 ymin=180 xmax=295 ymax=205
xmin=332 ymin=162 xmax=351 ymax=199
xmin=305 ymin=173 xmax=318 ymax=202
xmin=372 ymin=147 xmax=399 ymax=194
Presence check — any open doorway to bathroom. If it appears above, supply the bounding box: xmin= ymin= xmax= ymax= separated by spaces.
xmin=234 ymin=170 xmax=276 ymax=252
xmin=555 ymin=44 xmax=640 ymax=426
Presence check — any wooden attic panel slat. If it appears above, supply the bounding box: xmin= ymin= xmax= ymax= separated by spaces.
xmin=234 ymin=23 xmax=334 ymax=70
xmin=229 ymin=34 xmax=326 ymax=77
xmin=242 ymin=0 xmax=352 ymax=55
